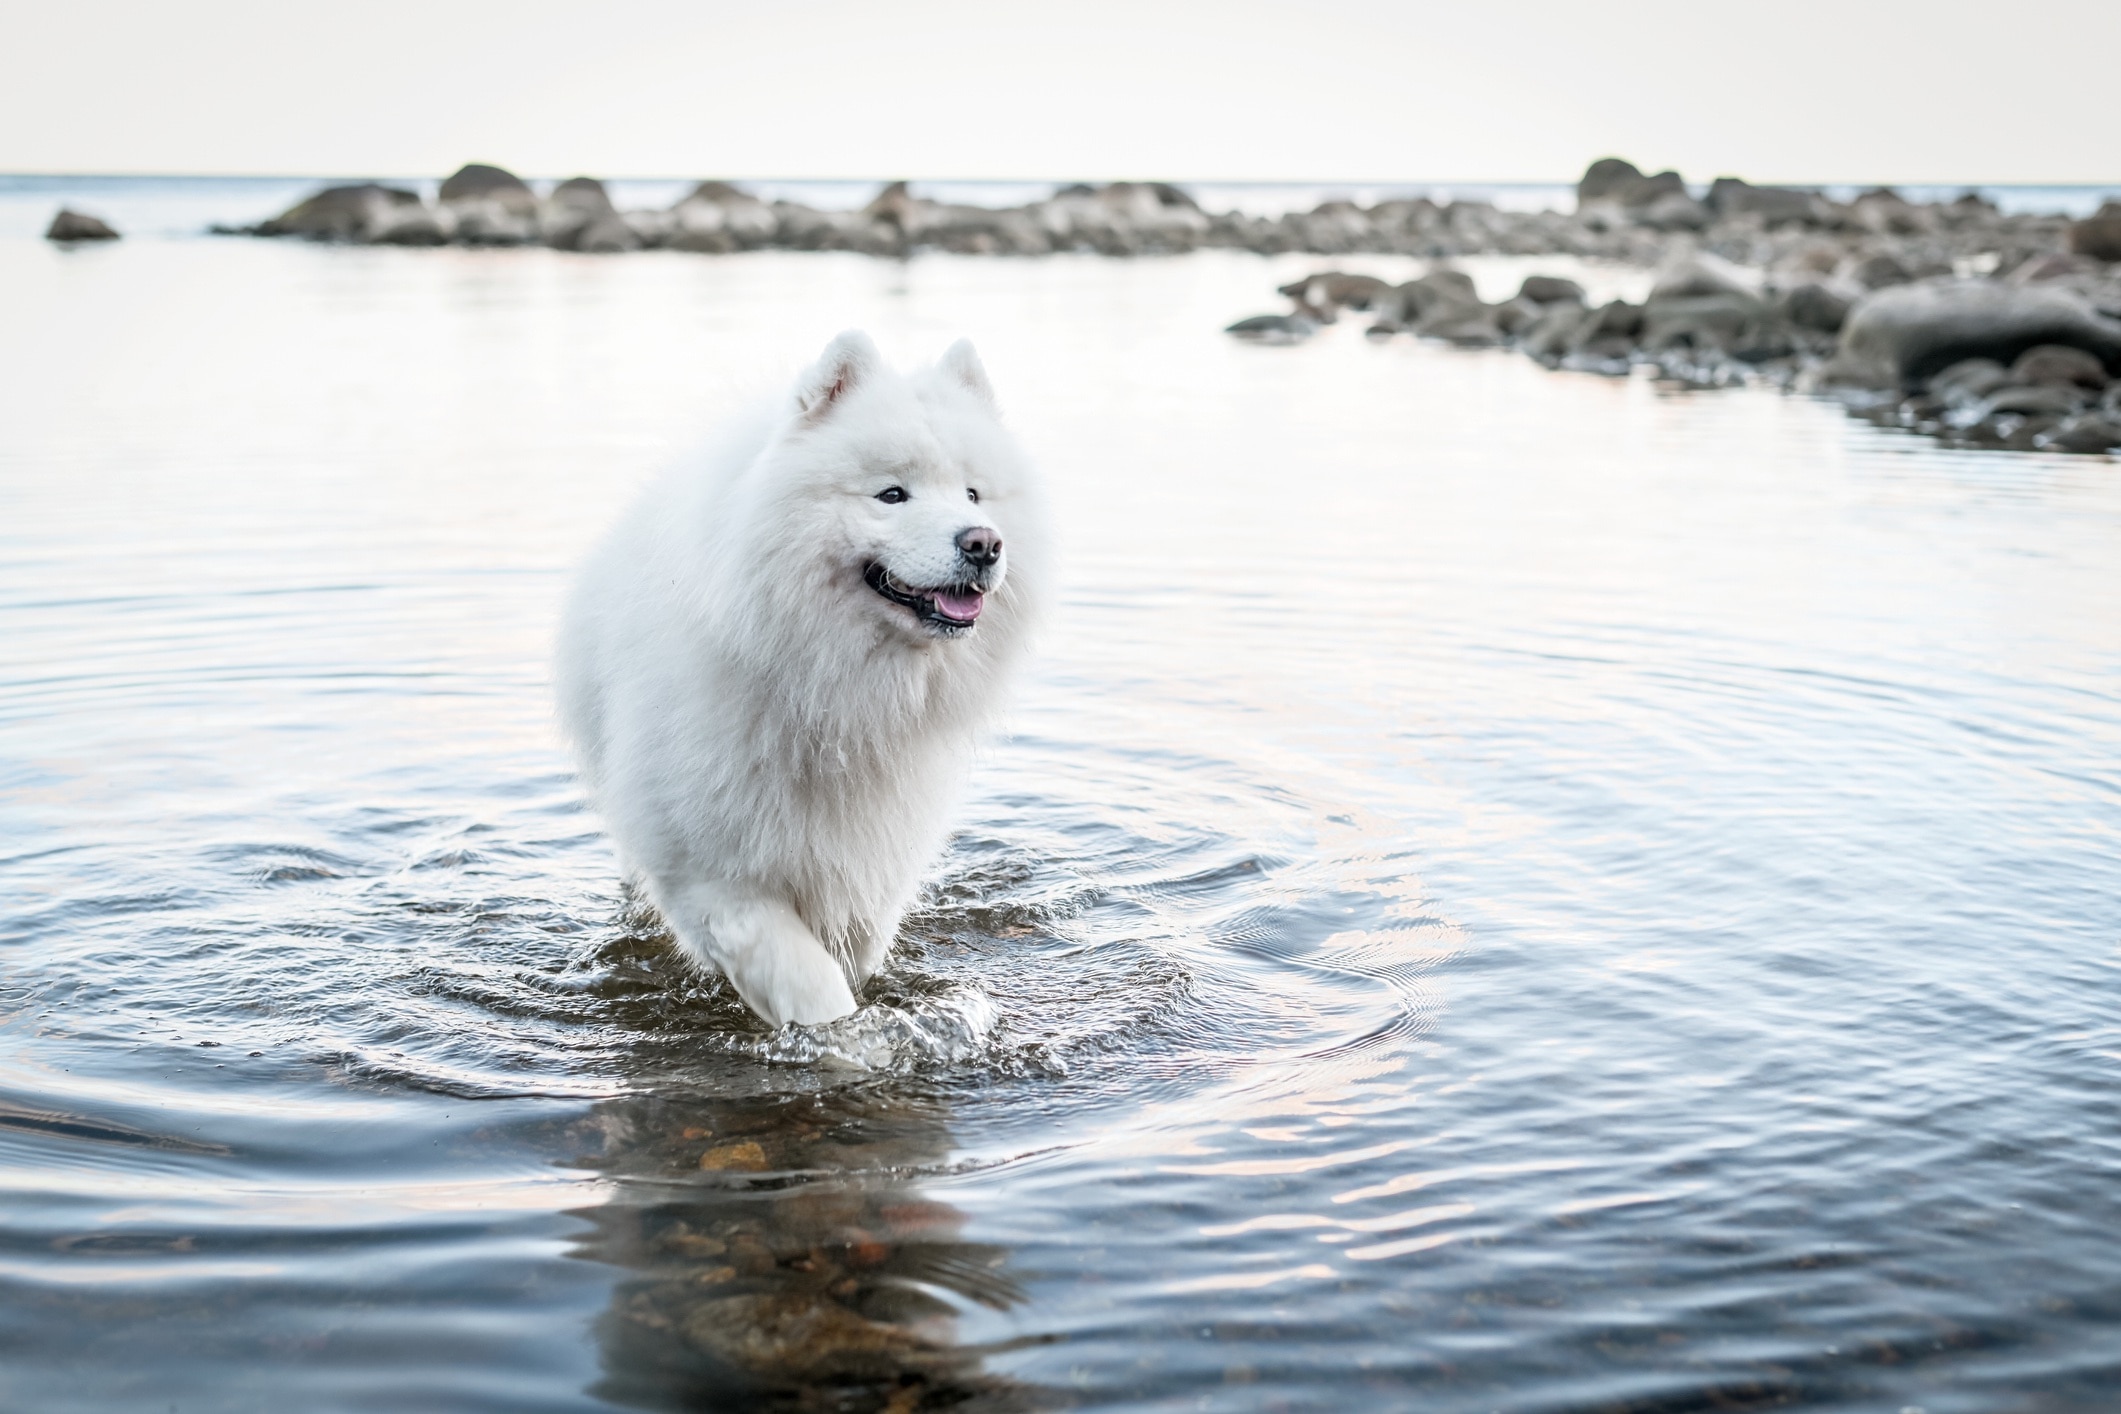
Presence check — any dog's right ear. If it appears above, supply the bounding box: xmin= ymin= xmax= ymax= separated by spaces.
xmin=794 ymin=330 xmax=881 ymax=425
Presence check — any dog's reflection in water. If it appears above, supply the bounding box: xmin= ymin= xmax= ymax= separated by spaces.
xmin=572 ymin=1084 xmax=1035 ymax=1411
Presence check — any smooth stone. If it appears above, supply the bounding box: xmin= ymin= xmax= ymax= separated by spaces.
xmin=1518 ymin=275 xmax=1587 ymax=305
xmin=1824 ymin=280 xmax=2121 ymax=390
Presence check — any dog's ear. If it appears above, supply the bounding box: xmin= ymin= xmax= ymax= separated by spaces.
xmin=795 ymin=330 xmax=881 ymax=424
xmin=938 ymin=338 xmax=996 ymax=409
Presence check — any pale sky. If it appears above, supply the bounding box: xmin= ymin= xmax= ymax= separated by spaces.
xmin=3 ymin=0 xmax=2114 ymax=185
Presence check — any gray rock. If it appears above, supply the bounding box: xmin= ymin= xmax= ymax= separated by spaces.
xmin=1577 ymin=157 xmax=1645 ymax=206
xmin=1642 ymin=291 xmax=1790 ymax=361
xmin=1649 ymin=254 xmax=1755 ymax=302
xmin=46 ymin=209 xmax=119 ymax=241
xmin=1520 ymin=300 xmax=1591 ymax=364
xmin=438 ymin=163 xmax=535 ymax=212
xmin=256 ymin=183 xmax=425 ymax=242
xmin=1419 ymin=307 xmax=1507 ymax=347
xmin=2038 ymin=414 xmax=2121 ymax=454
xmin=1706 ymin=178 xmax=1831 ymax=227
xmin=1226 ymin=311 xmax=1320 ymax=344
xmin=1849 ymin=252 xmax=1914 ymax=290
xmin=439 ymin=163 xmax=537 ymax=244
xmin=2007 ymin=251 xmax=2096 ymax=284
xmin=669 ymin=181 xmax=780 ymax=252
xmin=1492 ymin=296 xmax=1546 ymax=336
xmin=1980 ymin=384 xmax=2087 ymax=417
xmin=1518 ymin=275 xmax=1586 ymax=304
xmin=2067 ymin=202 xmax=2121 ymax=263
xmin=542 ymin=178 xmax=635 ymax=251
xmin=1277 ymin=272 xmax=1394 ymax=311
xmin=1780 ymin=281 xmax=1858 ymax=334
xmin=1620 ymin=171 xmax=1687 ymax=209
xmin=2011 ymin=344 xmax=2109 ymax=389
xmin=1824 ymin=280 xmax=2121 ymax=390
xmin=1565 ymin=300 xmax=1646 ymax=371
xmin=1851 ymin=189 xmax=1929 ymax=236
xmin=1928 ymin=358 xmax=2013 ymax=403
xmin=368 ymin=203 xmax=449 ymax=246
xmin=1636 ymin=191 xmax=1711 ymax=231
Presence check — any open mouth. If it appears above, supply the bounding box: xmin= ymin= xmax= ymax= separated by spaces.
xmin=864 ymin=563 xmax=986 ymax=632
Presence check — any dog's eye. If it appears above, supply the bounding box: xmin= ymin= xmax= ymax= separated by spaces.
xmin=875 ymin=486 xmax=908 ymax=504
xmin=966 ymin=487 xmax=980 ymax=503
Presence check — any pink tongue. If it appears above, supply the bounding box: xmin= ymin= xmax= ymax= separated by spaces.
xmin=931 ymin=587 xmax=984 ymax=621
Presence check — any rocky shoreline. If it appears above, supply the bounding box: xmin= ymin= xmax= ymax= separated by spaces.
xmin=223 ymin=159 xmax=2115 ymax=269
xmin=1228 ymin=160 xmax=2121 ymax=459
xmin=217 ymin=159 xmax=2121 ymax=457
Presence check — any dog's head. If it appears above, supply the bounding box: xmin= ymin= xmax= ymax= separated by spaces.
xmin=760 ymin=331 xmax=1042 ymax=646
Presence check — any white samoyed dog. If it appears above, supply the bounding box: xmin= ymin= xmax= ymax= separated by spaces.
xmin=556 ymin=332 xmax=1049 ymax=1027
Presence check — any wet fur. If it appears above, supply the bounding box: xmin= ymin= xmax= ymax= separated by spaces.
xmin=556 ymin=333 xmax=1049 ymax=1025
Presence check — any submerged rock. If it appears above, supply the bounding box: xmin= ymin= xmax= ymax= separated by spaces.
xmin=1226 ymin=311 xmax=1320 ymax=344
xmin=46 ymin=209 xmax=119 ymax=242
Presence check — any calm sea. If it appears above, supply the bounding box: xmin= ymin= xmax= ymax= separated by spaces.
xmin=2 ymin=182 xmax=2119 ymax=1412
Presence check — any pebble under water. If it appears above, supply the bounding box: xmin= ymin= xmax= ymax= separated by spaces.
xmin=3 ymin=223 xmax=2120 ymax=1413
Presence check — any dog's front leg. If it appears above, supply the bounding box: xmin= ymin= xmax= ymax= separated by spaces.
xmin=662 ymin=880 xmax=858 ymax=1027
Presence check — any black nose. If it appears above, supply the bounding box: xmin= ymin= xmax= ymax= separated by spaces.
xmin=956 ymin=526 xmax=1002 ymax=567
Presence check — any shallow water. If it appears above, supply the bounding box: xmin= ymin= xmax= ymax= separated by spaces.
xmin=3 ymin=222 xmax=2120 ymax=1414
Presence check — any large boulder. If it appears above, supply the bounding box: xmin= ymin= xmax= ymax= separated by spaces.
xmin=46 ymin=209 xmax=119 ymax=241
xmin=2069 ymin=201 xmax=2121 ymax=263
xmin=255 ymin=183 xmax=428 ymax=242
xmin=439 ymin=162 xmax=537 ymax=244
xmin=1824 ymin=280 xmax=2121 ymax=390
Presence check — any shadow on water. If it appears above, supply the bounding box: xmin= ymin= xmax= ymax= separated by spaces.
xmin=560 ymin=891 xmax=1061 ymax=1413
xmin=572 ymin=1085 xmax=1036 ymax=1413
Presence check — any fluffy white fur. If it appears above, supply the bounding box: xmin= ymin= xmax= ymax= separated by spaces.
xmin=556 ymin=332 xmax=1049 ymax=1026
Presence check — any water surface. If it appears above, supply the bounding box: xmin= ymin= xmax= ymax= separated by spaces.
xmin=3 ymin=221 xmax=2120 ymax=1412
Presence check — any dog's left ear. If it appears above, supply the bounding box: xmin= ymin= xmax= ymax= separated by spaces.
xmin=938 ymin=338 xmax=996 ymax=409
xmin=796 ymin=330 xmax=881 ymax=424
